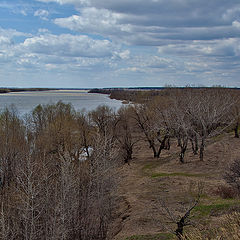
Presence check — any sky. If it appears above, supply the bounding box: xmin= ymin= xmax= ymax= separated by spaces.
xmin=0 ymin=0 xmax=240 ymax=88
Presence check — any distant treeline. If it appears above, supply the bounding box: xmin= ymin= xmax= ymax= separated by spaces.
xmin=0 ymin=88 xmax=56 ymax=94
xmin=89 ymin=87 xmax=240 ymax=103
xmin=88 ymin=88 xmax=165 ymax=103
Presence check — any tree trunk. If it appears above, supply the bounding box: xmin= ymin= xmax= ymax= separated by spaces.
xmin=199 ymin=138 xmax=205 ymax=161
xmin=179 ymin=138 xmax=188 ymax=164
xmin=124 ymin=146 xmax=133 ymax=164
xmin=164 ymin=137 xmax=171 ymax=150
xmin=179 ymin=146 xmax=187 ymax=164
xmin=190 ymin=136 xmax=198 ymax=155
xmin=179 ymin=152 xmax=184 ymax=164
xmin=152 ymin=146 xmax=158 ymax=158
xmin=194 ymin=135 xmax=198 ymax=154
xmin=177 ymin=136 xmax=181 ymax=147
xmin=147 ymin=140 xmax=159 ymax=158
xmin=175 ymin=217 xmax=184 ymax=240
xmin=156 ymin=135 xmax=168 ymax=158
xmin=234 ymin=122 xmax=239 ymax=138
xmin=154 ymin=151 xmax=159 ymax=158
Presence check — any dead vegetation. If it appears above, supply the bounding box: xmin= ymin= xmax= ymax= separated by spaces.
xmin=0 ymin=88 xmax=239 ymax=239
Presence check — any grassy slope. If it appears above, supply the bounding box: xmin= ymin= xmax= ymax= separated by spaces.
xmin=113 ymin=133 xmax=240 ymax=240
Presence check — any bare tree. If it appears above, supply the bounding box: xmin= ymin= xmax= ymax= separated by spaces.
xmin=132 ymin=103 xmax=170 ymax=158
xmin=89 ymin=105 xmax=119 ymax=143
xmin=0 ymin=107 xmax=26 ymax=187
xmin=184 ymin=89 xmax=234 ymax=161
xmin=75 ymin=111 xmax=94 ymax=159
xmin=0 ymin=102 xmax=119 ymax=240
xmin=115 ymin=106 xmax=138 ymax=164
xmin=165 ymin=97 xmax=190 ymax=163
xmin=189 ymin=131 xmax=198 ymax=155
xmin=15 ymin=153 xmax=46 ymax=239
xmin=159 ymin=182 xmax=203 ymax=240
xmin=229 ymin=92 xmax=240 ymax=138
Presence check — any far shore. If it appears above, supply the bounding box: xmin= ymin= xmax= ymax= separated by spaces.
xmin=0 ymin=88 xmax=91 ymax=94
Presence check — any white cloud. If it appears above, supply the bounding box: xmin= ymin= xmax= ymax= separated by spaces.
xmin=117 ymin=50 xmax=130 ymax=59
xmin=2 ymin=1 xmax=240 ymax=87
xmin=0 ymin=2 xmax=30 ymax=16
xmin=51 ymin=1 xmax=240 ymax=49
xmin=20 ymin=33 xmax=119 ymax=58
xmin=54 ymin=7 xmax=130 ymax=37
xmin=0 ymin=28 xmax=31 ymax=53
xmin=0 ymin=36 xmax=12 ymax=46
xmin=232 ymin=20 xmax=240 ymax=28
xmin=157 ymin=38 xmax=240 ymax=57
xmin=222 ymin=5 xmax=240 ymax=21
xmin=34 ymin=9 xmax=49 ymax=20
xmin=38 ymin=28 xmax=50 ymax=34
xmin=36 ymin=0 xmax=89 ymax=6
xmin=0 ymin=27 xmax=29 ymax=39
xmin=20 ymin=9 xmax=27 ymax=16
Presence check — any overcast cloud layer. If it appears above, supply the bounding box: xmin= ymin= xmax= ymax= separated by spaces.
xmin=0 ymin=0 xmax=240 ymax=87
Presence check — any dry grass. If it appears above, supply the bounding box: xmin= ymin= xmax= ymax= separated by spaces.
xmin=113 ymin=133 xmax=240 ymax=240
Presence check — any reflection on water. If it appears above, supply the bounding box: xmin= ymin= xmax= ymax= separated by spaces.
xmin=0 ymin=90 xmax=123 ymax=116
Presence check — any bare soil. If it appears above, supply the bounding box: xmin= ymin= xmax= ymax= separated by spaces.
xmin=112 ymin=133 xmax=240 ymax=240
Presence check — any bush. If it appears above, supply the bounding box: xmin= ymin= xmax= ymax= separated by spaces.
xmin=214 ymin=185 xmax=237 ymax=199
xmin=224 ymin=159 xmax=240 ymax=195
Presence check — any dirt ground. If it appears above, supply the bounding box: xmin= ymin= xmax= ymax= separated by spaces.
xmin=112 ymin=133 xmax=240 ymax=240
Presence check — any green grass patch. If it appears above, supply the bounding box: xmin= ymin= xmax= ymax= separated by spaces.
xmin=194 ymin=203 xmax=232 ymax=217
xmin=142 ymin=162 xmax=162 ymax=176
xmin=125 ymin=233 xmax=174 ymax=240
xmin=142 ymin=163 xmax=155 ymax=171
xmin=193 ymin=199 xmax=240 ymax=217
xmin=151 ymin=172 xmax=205 ymax=178
xmin=211 ymin=134 xmax=224 ymax=142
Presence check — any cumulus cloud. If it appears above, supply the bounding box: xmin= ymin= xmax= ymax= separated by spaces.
xmin=34 ymin=9 xmax=49 ymax=20
xmin=0 ymin=27 xmax=29 ymax=39
xmin=0 ymin=36 xmax=12 ymax=46
xmin=0 ymin=2 xmax=31 ymax=16
xmin=20 ymin=34 xmax=117 ymax=58
xmin=50 ymin=0 xmax=240 ymax=53
xmin=37 ymin=0 xmax=89 ymax=5
xmin=232 ymin=20 xmax=240 ymax=28
xmin=54 ymin=7 xmax=130 ymax=36
xmin=2 ymin=0 xmax=240 ymax=86
xmin=47 ymin=0 xmax=239 ymax=25
xmin=0 ymin=28 xmax=30 ymax=53
xmin=0 ymin=27 xmax=128 ymax=74
xmin=157 ymin=38 xmax=240 ymax=57
xmin=117 ymin=50 xmax=130 ymax=59
xmin=38 ymin=28 xmax=51 ymax=33
xmin=222 ymin=5 xmax=240 ymax=22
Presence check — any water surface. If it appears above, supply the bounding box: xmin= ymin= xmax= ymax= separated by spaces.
xmin=0 ymin=90 xmax=122 ymax=115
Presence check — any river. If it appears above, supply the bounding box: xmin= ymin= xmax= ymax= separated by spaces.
xmin=0 ymin=90 xmax=123 ymax=116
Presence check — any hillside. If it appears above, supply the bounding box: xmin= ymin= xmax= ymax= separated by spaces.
xmin=112 ymin=132 xmax=240 ymax=240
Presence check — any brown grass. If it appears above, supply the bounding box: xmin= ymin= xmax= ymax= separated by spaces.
xmin=112 ymin=133 xmax=240 ymax=240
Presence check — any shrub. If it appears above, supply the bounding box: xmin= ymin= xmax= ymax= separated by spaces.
xmin=214 ymin=185 xmax=237 ymax=199
xmin=224 ymin=159 xmax=240 ymax=194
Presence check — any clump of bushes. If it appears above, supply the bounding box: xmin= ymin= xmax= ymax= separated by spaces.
xmin=0 ymin=102 xmax=121 ymax=240
xmin=212 ymin=158 xmax=240 ymax=199
xmin=214 ymin=185 xmax=237 ymax=199
xmin=224 ymin=158 xmax=240 ymax=197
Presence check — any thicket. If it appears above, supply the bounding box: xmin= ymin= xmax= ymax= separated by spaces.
xmin=128 ymin=88 xmax=240 ymax=239
xmin=131 ymin=88 xmax=239 ymax=162
xmin=0 ymin=103 xmax=123 ymax=240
